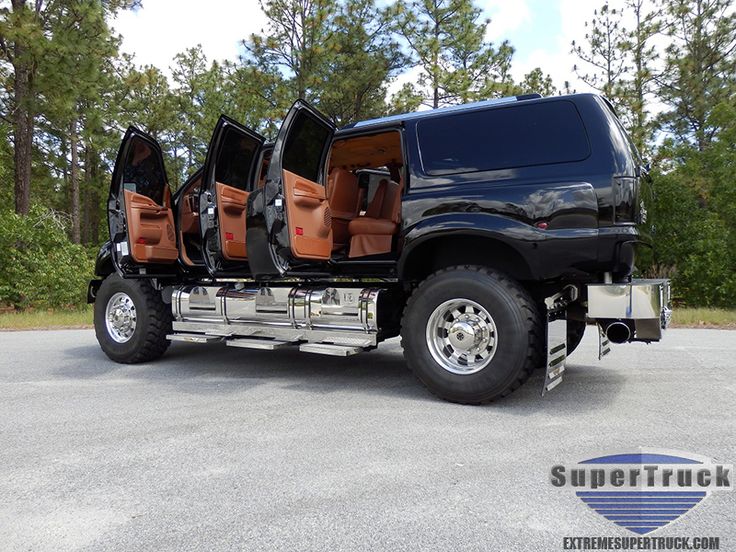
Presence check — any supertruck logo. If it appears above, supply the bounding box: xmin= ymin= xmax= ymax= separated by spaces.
xmin=550 ymin=450 xmax=732 ymax=535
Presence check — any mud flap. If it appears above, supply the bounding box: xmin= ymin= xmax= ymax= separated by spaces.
xmin=598 ymin=324 xmax=611 ymax=359
xmin=543 ymin=312 xmax=567 ymax=396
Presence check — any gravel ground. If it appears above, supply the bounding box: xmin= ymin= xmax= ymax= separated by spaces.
xmin=0 ymin=328 xmax=734 ymax=551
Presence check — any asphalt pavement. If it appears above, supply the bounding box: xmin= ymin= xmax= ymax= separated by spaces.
xmin=1 ymin=328 xmax=734 ymax=551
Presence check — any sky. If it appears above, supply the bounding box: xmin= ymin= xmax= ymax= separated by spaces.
xmin=111 ymin=0 xmax=623 ymax=97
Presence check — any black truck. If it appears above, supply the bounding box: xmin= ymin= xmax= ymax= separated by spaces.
xmin=89 ymin=93 xmax=671 ymax=404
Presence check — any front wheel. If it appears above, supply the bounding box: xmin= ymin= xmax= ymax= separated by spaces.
xmin=94 ymin=274 xmax=172 ymax=363
xmin=401 ymin=266 xmax=543 ymax=404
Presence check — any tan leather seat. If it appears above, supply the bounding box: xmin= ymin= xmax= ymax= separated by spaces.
xmin=348 ymin=178 xmax=401 ymax=258
xmin=327 ymin=168 xmax=363 ymax=250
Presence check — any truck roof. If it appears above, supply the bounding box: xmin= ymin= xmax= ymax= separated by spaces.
xmin=340 ymin=93 xmax=603 ymax=131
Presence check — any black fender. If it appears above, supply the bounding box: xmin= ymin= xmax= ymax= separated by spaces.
xmin=398 ymin=213 xmax=600 ymax=282
xmin=88 ymin=241 xmax=116 ymax=303
xmin=95 ymin=240 xmax=116 ymax=278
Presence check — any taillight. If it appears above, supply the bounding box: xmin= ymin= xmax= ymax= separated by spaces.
xmin=613 ymin=177 xmax=637 ymax=223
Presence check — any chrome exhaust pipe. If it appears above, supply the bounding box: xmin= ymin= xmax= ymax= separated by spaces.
xmin=605 ymin=321 xmax=631 ymax=344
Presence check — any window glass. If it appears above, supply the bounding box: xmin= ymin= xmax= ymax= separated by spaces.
xmin=417 ymin=101 xmax=590 ymax=176
xmin=215 ymin=126 xmax=259 ymax=191
xmin=282 ymin=111 xmax=331 ymax=184
xmin=122 ymin=136 xmax=167 ymax=204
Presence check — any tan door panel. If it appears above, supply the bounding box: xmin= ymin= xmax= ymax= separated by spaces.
xmin=282 ymin=169 xmax=332 ymax=260
xmin=216 ymin=182 xmax=248 ymax=260
xmin=124 ymin=189 xmax=178 ymax=263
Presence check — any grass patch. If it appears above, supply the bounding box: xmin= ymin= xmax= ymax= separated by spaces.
xmin=0 ymin=305 xmax=93 ymax=330
xmin=671 ymin=307 xmax=736 ymax=328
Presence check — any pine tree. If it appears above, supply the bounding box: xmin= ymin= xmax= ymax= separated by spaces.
xmin=0 ymin=0 xmax=136 ymax=216
xmin=243 ymin=0 xmax=337 ymax=102
xmin=0 ymin=1 xmax=49 ymax=214
xmin=571 ymin=2 xmax=629 ymax=109
xmin=242 ymin=0 xmax=405 ymax=126
xmin=394 ymin=0 xmax=515 ymax=108
xmin=315 ymin=0 xmax=406 ymax=125
xmin=618 ymin=0 xmax=661 ymax=156
xmin=517 ymin=68 xmax=558 ymax=97
xmin=35 ymin=1 xmax=120 ymax=242
xmin=657 ymin=0 xmax=736 ymax=151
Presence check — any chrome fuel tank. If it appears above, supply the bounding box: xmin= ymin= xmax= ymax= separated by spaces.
xmin=172 ymin=285 xmax=381 ymax=332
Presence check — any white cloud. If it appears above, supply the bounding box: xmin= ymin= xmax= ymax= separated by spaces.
xmin=479 ymin=0 xmax=532 ymax=42
xmin=111 ymin=0 xmax=268 ymax=76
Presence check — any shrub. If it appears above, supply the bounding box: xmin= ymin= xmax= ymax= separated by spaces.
xmin=638 ymin=170 xmax=736 ymax=308
xmin=0 ymin=207 xmax=94 ymax=310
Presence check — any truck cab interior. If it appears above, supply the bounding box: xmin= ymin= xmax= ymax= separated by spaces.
xmin=326 ymin=131 xmax=404 ymax=259
xmin=176 ymin=169 xmax=204 ymax=268
xmin=272 ymin=105 xmax=405 ymax=274
xmin=112 ymin=109 xmax=406 ymax=279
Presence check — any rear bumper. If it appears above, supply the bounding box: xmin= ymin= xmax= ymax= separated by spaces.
xmin=587 ymin=279 xmax=671 ymax=342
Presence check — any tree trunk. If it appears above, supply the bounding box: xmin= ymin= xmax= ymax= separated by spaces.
xmin=90 ymin=151 xmax=100 ymax=245
xmin=12 ymin=56 xmax=33 ymax=215
xmin=69 ymin=118 xmax=81 ymax=244
xmin=82 ymin=144 xmax=91 ymax=243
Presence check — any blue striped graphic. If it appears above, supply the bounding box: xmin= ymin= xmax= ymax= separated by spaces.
xmin=595 ymin=508 xmax=690 ymax=517
xmin=580 ymin=453 xmax=701 ymax=464
xmin=604 ymin=515 xmax=679 ymax=520
xmin=581 ymin=497 xmax=702 ymax=502
xmin=575 ymin=491 xmax=705 ymax=498
xmin=574 ymin=474 xmax=705 ymax=535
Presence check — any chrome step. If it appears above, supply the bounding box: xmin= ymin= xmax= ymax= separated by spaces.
xmin=227 ymin=338 xmax=291 ymax=351
xmin=167 ymin=333 xmax=223 ymax=344
xmin=299 ymin=343 xmax=363 ymax=356
xmin=172 ymin=320 xmax=377 ymax=347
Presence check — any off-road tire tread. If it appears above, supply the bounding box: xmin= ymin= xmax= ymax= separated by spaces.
xmin=127 ymin=279 xmax=172 ymax=363
xmin=400 ymin=265 xmax=543 ymax=404
xmin=96 ymin=275 xmax=172 ymax=364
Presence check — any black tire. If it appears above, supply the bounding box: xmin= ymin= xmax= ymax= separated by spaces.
xmin=94 ymin=273 xmax=172 ymax=363
xmin=566 ymin=319 xmax=587 ymax=356
xmin=401 ymin=266 xmax=543 ymax=404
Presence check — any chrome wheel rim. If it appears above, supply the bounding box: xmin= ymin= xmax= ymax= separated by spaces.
xmin=105 ymin=292 xmax=137 ymax=343
xmin=425 ymin=298 xmax=498 ymax=375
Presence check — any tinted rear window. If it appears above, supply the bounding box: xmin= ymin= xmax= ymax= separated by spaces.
xmin=283 ymin=111 xmax=331 ymax=183
xmin=417 ymin=101 xmax=590 ymax=176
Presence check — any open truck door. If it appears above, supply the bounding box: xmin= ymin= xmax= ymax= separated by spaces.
xmin=199 ymin=115 xmax=265 ymax=275
xmin=108 ymin=127 xmax=178 ymax=276
xmin=246 ymin=100 xmax=336 ymax=277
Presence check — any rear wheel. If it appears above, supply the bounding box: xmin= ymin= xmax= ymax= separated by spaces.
xmin=401 ymin=266 xmax=543 ymax=404
xmin=94 ymin=274 xmax=172 ymax=363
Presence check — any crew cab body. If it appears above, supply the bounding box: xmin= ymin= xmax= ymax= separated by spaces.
xmin=90 ymin=93 xmax=671 ymax=403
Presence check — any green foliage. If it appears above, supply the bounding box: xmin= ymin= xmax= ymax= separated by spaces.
xmin=242 ymin=0 xmax=406 ymax=126
xmin=0 ymin=206 xmax=94 ymax=309
xmin=658 ymin=0 xmax=736 ymax=151
xmin=393 ymin=0 xmax=514 ymax=108
xmin=639 ymin=101 xmax=736 ymax=307
xmin=640 ymin=171 xmax=736 ymax=307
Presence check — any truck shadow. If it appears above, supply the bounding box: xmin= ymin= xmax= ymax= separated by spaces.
xmin=60 ymin=339 xmax=625 ymax=412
